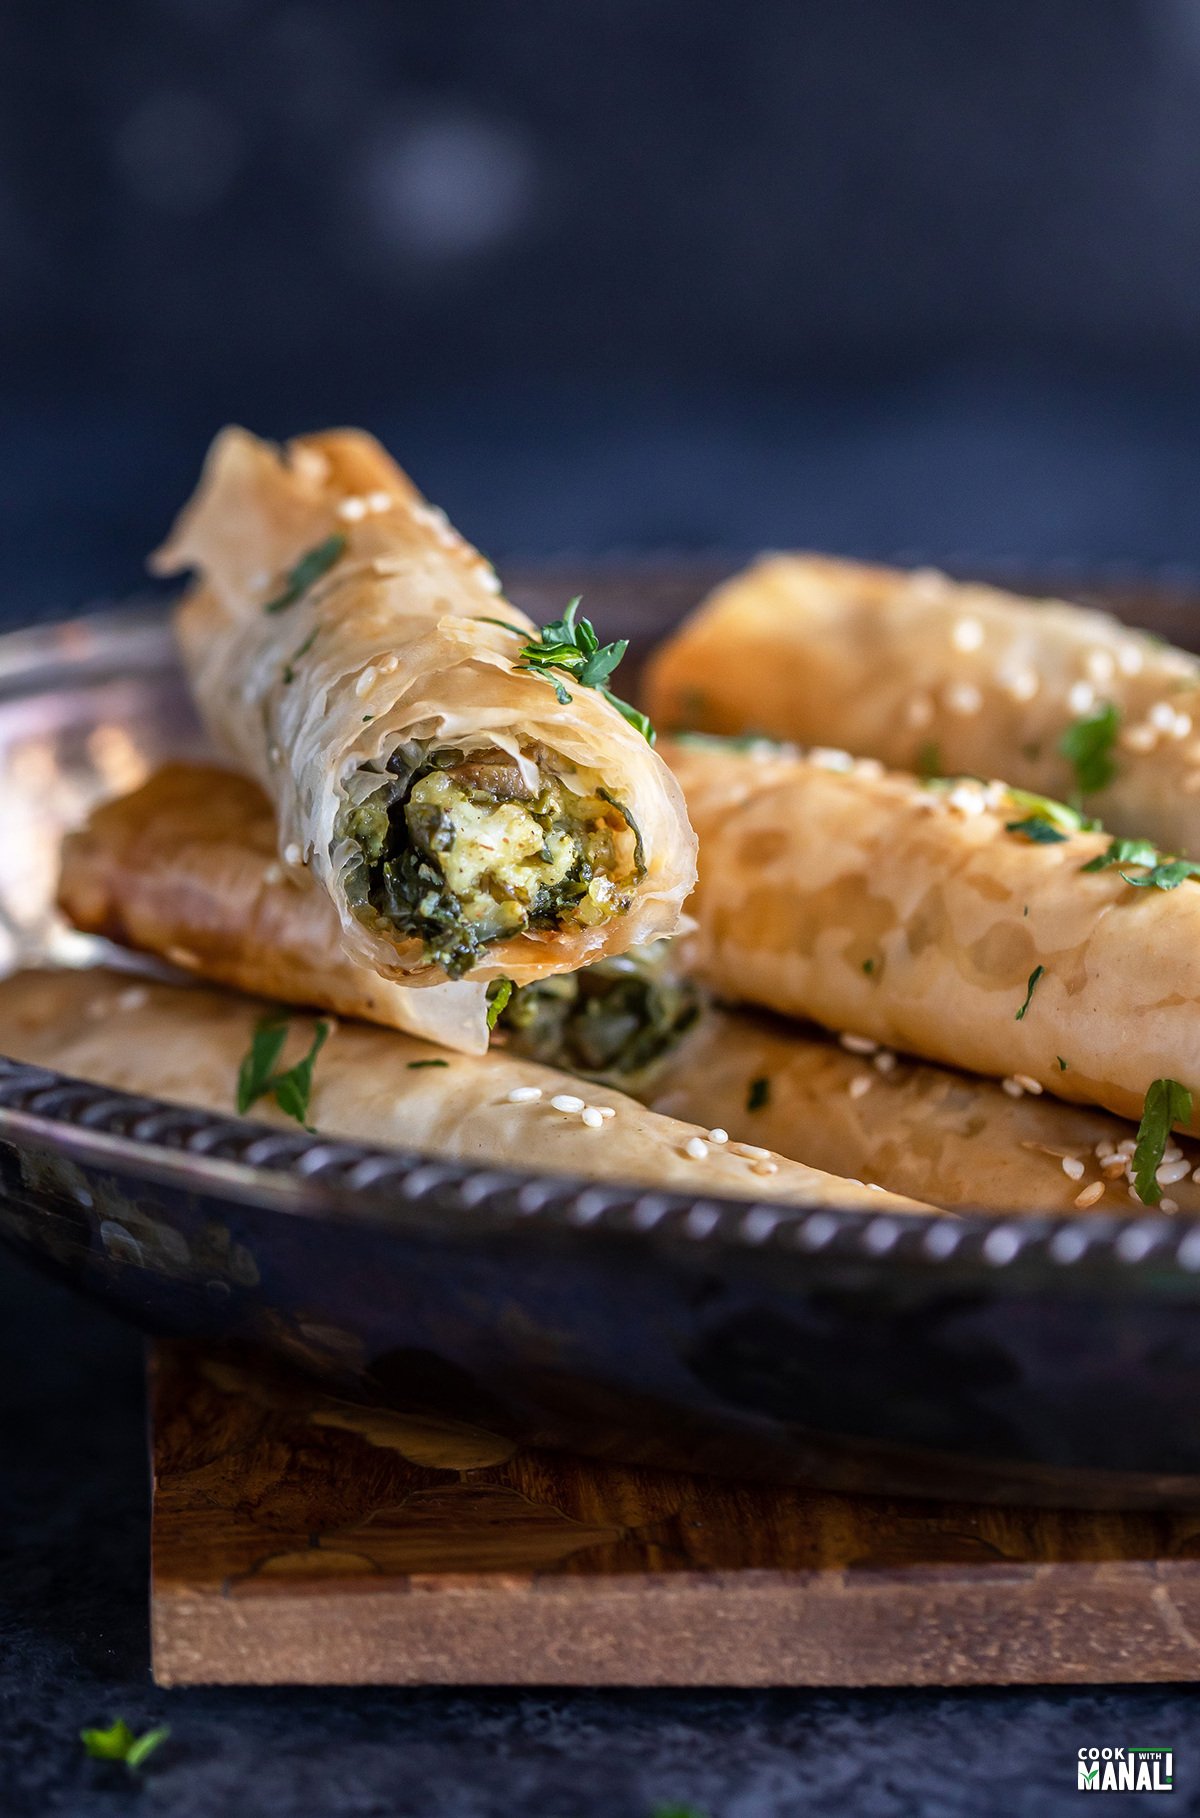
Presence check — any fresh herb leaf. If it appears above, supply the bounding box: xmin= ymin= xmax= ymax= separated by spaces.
xmin=81 ymin=1720 xmax=170 ymax=1772
xmin=1005 ymin=816 xmax=1068 ymax=844
xmin=264 ymin=533 xmax=347 ymax=614
xmin=1004 ymin=788 xmax=1099 ymax=834
xmin=862 ymin=957 xmax=875 ymax=975
xmin=1057 ymin=1055 xmax=1068 ymax=1071
xmin=1133 ymin=1077 xmax=1193 ymax=1205
xmin=915 ymin=741 xmax=942 ymax=780
xmin=407 ymin=1058 xmax=449 ymax=1069
xmin=1015 ymin=964 xmax=1044 ymax=1021
xmin=1059 ymin=701 xmax=1120 ymax=796
xmin=282 ymin=625 xmax=319 ymax=683
xmin=747 ymin=1076 xmax=770 ymax=1112
xmin=270 ymin=1021 xmax=331 ymax=1129
xmin=1081 ymin=837 xmax=1160 ymax=873
xmin=486 ymin=978 xmax=514 ymax=1030
xmin=236 ymin=1015 xmax=289 ymax=1114
xmin=1120 ymin=860 xmax=1200 ymax=891
xmin=236 ymin=1015 xmax=329 ymax=1129
xmin=514 ymin=597 xmax=654 ymax=741
xmin=473 ymin=616 xmax=526 ymax=635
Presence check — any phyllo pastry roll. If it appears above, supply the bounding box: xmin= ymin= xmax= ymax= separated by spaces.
xmin=645 ymin=554 xmax=1200 ymax=855
xmin=500 ymin=949 xmax=1200 ymax=1214
xmin=153 ymin=426 xmax=696 ymax=987
xmin=0 ymin=968 xmax=931 ymax=1212
xmin=58 ymin=764 xmax=491 ymax=1054
xmin=663 ymin=735 xmax=1200 ymax=1141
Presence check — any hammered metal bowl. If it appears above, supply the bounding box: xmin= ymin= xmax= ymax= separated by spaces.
xmin=6 ymin=567 xmax=1200 ymax=1508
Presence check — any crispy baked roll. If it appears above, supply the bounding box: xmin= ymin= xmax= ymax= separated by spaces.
xmin=500 ymin=949 xmax=1200 ymax=1213
xmin=663 ymin=735 xmax=1200 ymax=1137
xmin=154 ymin=426 xmax=696 ymax=987
xmin=57 ymin=764 xmax=490 ymax=1054
xmin=0 ymin=968 xmax=930 ymax=1211
xmin=645 ymin=554 xmax=1200 ymax=854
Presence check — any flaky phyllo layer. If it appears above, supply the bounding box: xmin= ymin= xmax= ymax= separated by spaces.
xmin=155 ymin=426 xmax=696 ymax=994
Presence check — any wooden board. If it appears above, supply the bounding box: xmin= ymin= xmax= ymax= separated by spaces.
xmin=150 ymin=1340 xmax=1200 ymax=1688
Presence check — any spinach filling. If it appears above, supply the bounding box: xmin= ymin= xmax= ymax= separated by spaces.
xmin=340 ymin=746 xmax=646 ymax=978
xmin=499 ymin=944 xmax=701 ymax=1080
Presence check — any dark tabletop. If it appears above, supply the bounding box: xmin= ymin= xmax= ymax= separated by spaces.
xmin=0 ymin=1256 xmax=1197 ymax=1818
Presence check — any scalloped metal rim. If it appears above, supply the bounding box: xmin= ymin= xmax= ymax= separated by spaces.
xmin=5 ymin=597 xmax=1200 ymax=1279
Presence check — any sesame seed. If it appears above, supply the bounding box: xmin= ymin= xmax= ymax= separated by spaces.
xmin=337 ymin=496 xmax=368 ymax=521
xmin=1067 ymin=680 xmax=1095 ymax=715
xmin=1150 ymin=700 xmax=1178 ymax=732
xmin=945 ymin=680 xmax=983 ymax=716
xmin=732 ymin=1143 xmax=770 ymax=1159
xmin=1003 ymin=668 xmax=1039 ymax=703
xmin=581 ymin=1107 xmax=605 ymax=1129
xmin=595 ymin=1106 xmax=616 ymax=1119
xmin=873 ymin=1050 xmax=897 ymax=1075
xmin=947 ymin=781 xmax=988 ymax=814
xmin=840 ymin=1032 xmax=878 ymax=1055
xmin=1102 ymin=1159 xmax=1129 ymax=1179
xmin=1121 ymin=723 xmax=1157 ymax=754
xmin=752 ymin=1160 xmax=779 ymax=1176
xmin=810 ymin=746 xmax=854 ymax=771
xmin=1014 ymin=1074 xmax=1043 ymax=1095
xmin=707 ymin=1128 xmax=729 ymax=1144
xmin=1157 ymin=1159 xmax=1192 ymax=1186
xmin=685 ymin=1137 xmax=709 ymax=1160
xmin=1173 ymin=712 xmax=1194 ymax=740
xmin=283 ymin=842 xmax=303 ymax=866
xmin=1162 ymin=1197 xmax=1180 ymax=1214
xmin=1117 ymin=1138 xmax=1137 ymax=1155
xmin=165 ymin=945 xmax=200 ymax=969
xmin=952 ymin=617 xmax=984 ymax=652
xmin=506 ymin=1086 xmax=542 ymax=1104
xmin=848 ymin=1074 xmax=872 ymax=1099
xmin=366 ymin=490 xmax=394 ymax=512
xmin=1085 ymin=648 xmax=1115 ymax=684
xmin=1074 ymin=1181 xmax=1105 ymax=1208
xmin=1164 ymin=1144 xmax=1183 ymax=1163
xmin=905 ymin=693 xmax=934 ymax=729
xmin=117 ymin=986 xmax=148 ymax=1012
xmin=1002 ymin=1077 xmax=1024 ymax=1098
xmin=550 ymin=1094 xmax=585 ymax=1113
xmin=1116 ymin=643 xmax=1144 ymax=676
xmin=354 ymin=667 xmax=377 ymax=697
xmin=1061 ymin=1156 xmax=1085 ymax=1180
xmin=263 ymin=861 xmax=284 ymax=886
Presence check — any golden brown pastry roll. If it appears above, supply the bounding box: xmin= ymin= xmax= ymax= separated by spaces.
xmin=0 ymin=967 xmax=931 ymax=1212
xmin=57 ymin=764 xmax=490 ymax=1053
xmin=663 ymin=734 xmax=1200 ymax=1142
xmin=645 ymin=554 xmax=1200 ymax=854
xmin=153 ymin=426 xmax=696 ymax=988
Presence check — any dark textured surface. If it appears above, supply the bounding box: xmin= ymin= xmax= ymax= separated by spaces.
xmin=0 ymin=1257 xmax=1198 ymax=1817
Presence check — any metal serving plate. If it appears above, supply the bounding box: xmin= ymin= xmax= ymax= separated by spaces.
xmin=6 ymin=566 xmax=1200 ymax=1509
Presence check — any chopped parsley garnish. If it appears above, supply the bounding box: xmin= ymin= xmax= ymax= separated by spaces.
xmin=1121 ymin=859 xmax=1200 ymax=891
xmin=1059 ymin=701 xmax=1120 ymax=797
xmin=490 ymin=597 xmax=655 ymax=742
xmin=282 ymin=625 xmax=319 ymax=683
xmin=862 ymin=957 xmax=875 ymax=975
xmin=264 ymin=533 xmax=347 ymax=614
xmin=747 ymin=1075 xmax=770 ymax=1112
xmin=1015 ymin=965 xmax=1044 ymax=1021
xmin=1005 ymin=816 xmax=1068 ymax=844
xmin=486 ymin=978 xmax=514 ymax=1030
xmin=1004 ymin=788 xmax=1098 ymax=834
xmin=236 ymin=1014 xmax=330 ymax=1130
xmin=1080 ymin=837 xmax=1160 ymax=873
xmin=1057 ymin=1056 xmax=1068 ymax=1071
xmin=407 ymin=1058 xmax=449 ymax=1069
xmin=1133 ymin=1077 xmax=1193 ymax=1205
xmin=81 ymin=1720 xmax=170 ymax=1772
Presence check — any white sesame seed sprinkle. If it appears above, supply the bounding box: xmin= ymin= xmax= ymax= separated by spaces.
xmin=848 ymin=1074 xmax=872 ymax=1099
xmin=752 ymin=1159 xmax=779 ymax=1176
xmin=1003 ymin=668 xmax=1039 ymax=702
xmin=354 ymin=667 xmax=377 ymax=697
xmin=1013 ymin=1074 xmax=1043 ymax=1095
xmin=873 ymin=1049 xmax=897 ymax=1075
xmin=1117 ymin=642 xmax=1144 ymax=676
xmin=1061 ymin=1156 xmax=1085 ymax=1180
xmin=1157 ymin=1159 xmax=1192 ymax=1186
xmin=952 ymin=617 xmax=984 ymax=652
xmin=945 ymin=680 xmax=983 ymax=716
xmin=1002 ymin=1077 xmax=1024 ymax=1098
xmin=117 ymin=986 xmax=148 ymax=1012
xmin=507 ymin=1085 xmax=542 ymax=1104
xmin=685 ymin=1137 xmax=709 ymax=1161
xmin=366 ymin=490 xmax=394 ymax=513
xmin=1150 ymin=700 xmax=1178 ymax=732
xmin=337 ymin=496 xmax=368 ymax=522
xmin=550 ymin=1094 xmax=585 ymax=1113
xmin=581 ymin=1107 xmax=605 ymax=1129
xmin=707 ymin=1128 xmax=729 ymax=1144
xmin=1121 ymin=723 xmax=1157 ymax=754
xmin=595 ymin=1106 xmax=616 ymax=1119
xmin=283 ymin=842 xmax=303 ymax=867
xmin=1074 ymin=1181 xmax=1105 ymax=1209
xmin=839 ymin=1032 xmax=878 ymax=1055
xmin=1163 ymin=1198 xmax=1180 ymax=1214
xmin=1085 ymin=648 xmax=1115 ymax=684
xmin=732 ymin=1143 xmax=770 ymax=1159
xmin=905 ymin=693 xmax=934 ymax=729
xmin=1067 ymin=680 xmax=1095 ymax=715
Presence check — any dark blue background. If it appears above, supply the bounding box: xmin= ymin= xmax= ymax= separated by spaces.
xmin=5 ymin=5 xmax=1200 ymax=1810
xmin=6 ymin=0 xmax=1200 ymax=618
